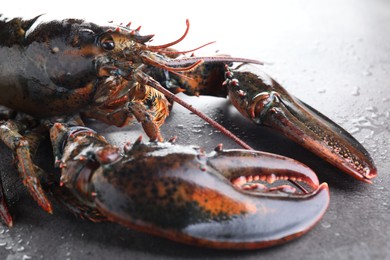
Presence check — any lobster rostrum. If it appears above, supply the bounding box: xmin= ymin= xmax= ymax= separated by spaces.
xmin=0 ymin=15 xmax=376 ymax=249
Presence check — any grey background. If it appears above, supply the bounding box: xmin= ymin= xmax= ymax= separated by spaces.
xmin=1 ymin=0 xmax=389 ymax=259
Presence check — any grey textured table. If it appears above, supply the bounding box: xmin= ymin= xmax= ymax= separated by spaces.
xmin=1 ymin=0 xmax=389 ymax=259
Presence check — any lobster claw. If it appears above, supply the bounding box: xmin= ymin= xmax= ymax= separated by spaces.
xmin=226 ymin=67 xmax=377 ymax=183
xmin=91 ymin=141 xmax=329 ymax=249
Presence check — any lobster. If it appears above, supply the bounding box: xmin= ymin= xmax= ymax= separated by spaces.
xmin=0 ymin=15 xmax=376 ymax=249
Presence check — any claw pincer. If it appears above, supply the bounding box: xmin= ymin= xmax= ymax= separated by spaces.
xmin=224 ymin=66 xmax=377 ymax=182
xmin=51 ymin=123 xmax=329 ymax=249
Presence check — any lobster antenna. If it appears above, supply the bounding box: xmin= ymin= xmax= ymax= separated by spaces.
xmin=147 ymin=19 xmax=190 ymax=51
xmin=166 ymin=56 xmax=264 ymax=66
xmin=142 ymin=55 xmax=204 ymax=72
xmin=138 ymin=72 xmax=253 ymax=150
xmin=156 ymin=41 xmax=216 ymax=55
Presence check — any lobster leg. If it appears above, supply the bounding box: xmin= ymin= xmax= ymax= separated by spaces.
xmin=126 ymin=101 xmax=164 ymax=142
xmin=84 ymin=101 xmax=164 ymax=142
xmin=50 ymin=123 xmax=329 ymax=249
xmin=0 ymin=119 xmax=52 ymax=223
xmin=0 ymin=174 xmax=12 ymax=226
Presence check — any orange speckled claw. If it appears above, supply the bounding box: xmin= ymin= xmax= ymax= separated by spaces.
xmin=225 ymin=67 xmax=377 ymax=182
xmin=52 ymin=123 xmax=329 ymax=249
xmin=265 ymin=98 xmax=378 ymax=183
xmin=88 ymin=142 xmax=329 ymax=249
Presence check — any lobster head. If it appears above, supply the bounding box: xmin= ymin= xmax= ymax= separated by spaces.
xmin=92 ymin=19 xmax=208 ymax=80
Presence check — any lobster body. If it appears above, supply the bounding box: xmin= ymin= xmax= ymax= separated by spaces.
xmin=0 ymin=15 xmax=377 ymax=249
xmin=0 ymin=17 xmax=169 ymax=129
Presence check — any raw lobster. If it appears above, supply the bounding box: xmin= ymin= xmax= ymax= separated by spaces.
xmin=0 ymin=15 xmax=376 ymax=249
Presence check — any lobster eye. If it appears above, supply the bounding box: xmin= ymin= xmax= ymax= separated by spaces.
xmin=100 ymin=37 xmax=115 ymax=51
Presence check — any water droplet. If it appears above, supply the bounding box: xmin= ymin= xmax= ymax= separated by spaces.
xmin=351 ymin=87 xmax=360 ymax=96
xmin=176 ymin=124 xmax=184 ymax=129
xmin=0 ymin=242 xmax=6 ymax=247
xmin=17 ymin=246 xmax=25 ymax=252
xmin=366 ymin=106 xmax=378 ymax=113
xmin=23 ymin=255 xmax=32 ymax=260
xmin=321 ymin=222 xmax=331 ymax=229
xmin=349 ymin=115 xmax=385 ymax=136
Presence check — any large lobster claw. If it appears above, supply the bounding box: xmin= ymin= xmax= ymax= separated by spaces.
xmin=51 ymin=123 xmax=329 ymax=249
xmin=87 ymin=141 xmax=329 ymax=249
xmin=225 ymin=66 xmax=377 ymax=183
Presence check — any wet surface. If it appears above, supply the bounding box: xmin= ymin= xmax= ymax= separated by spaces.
xmin=1 ymin=0 xmax=390 ymax=259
